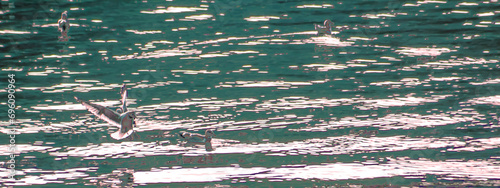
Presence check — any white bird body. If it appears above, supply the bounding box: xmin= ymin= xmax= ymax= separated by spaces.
xmin=75 ymin=84 xmax=136 ymax=140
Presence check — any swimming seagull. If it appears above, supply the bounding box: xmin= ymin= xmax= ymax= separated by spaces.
xmin=315 ymin=19 xmax=333 ymax=35
xmin=74 ymin=84 xmax=136 ymax=140
xmin=58 ymin=11 xmax=70 ymax=37
xmin=179 ymin=129 xmax=216 ymax=150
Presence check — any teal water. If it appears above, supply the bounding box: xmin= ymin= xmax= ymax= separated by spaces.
xmin=1 ymin=0 xmax=500 ymax=187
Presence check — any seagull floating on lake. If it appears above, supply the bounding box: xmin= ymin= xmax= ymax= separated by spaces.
xmin=179 ymin=129 xmax=216 ymax=151
xmin=58 ymin=11 xmax=70 ymax=41
xmin=315 ymin=19 xmax=333 ymax=35
xmin=75 ymin=84 xmax=136 ymax=140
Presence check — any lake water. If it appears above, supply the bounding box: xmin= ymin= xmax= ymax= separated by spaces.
xmin=1 ymin=0 xmax=500 ymax=187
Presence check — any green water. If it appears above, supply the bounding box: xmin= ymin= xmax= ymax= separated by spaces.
xmin=1 ymin=0 xmax=500 ymax=187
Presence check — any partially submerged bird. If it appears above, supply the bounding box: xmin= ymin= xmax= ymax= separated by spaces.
xmin=315 ymin=19 xmax=333 ymax=35
xmin=179 ymin=129 xmax=216 ymax=150
xmin=179 ymin=129 xmax=216 ymax=144
xmin=58 ymin=11 xmax=70 ymax=40
xmin=75 ymin=84 xmax=136 ymax=140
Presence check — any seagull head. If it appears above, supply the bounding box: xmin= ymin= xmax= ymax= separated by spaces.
xmin=61 ymin=11 xmax=68 ymax=20
xmin=205 ymin=129 xmax=216 ymax=137
xmin=324 ymin=19 xmax=333 ymax=29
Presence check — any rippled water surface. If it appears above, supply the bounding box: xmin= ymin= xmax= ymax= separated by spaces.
xmin=1 ymin=0 xmax=500 ymax=187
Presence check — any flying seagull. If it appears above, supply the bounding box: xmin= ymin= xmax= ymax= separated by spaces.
xmin=75 ymin=84 xmax=136 ymax=140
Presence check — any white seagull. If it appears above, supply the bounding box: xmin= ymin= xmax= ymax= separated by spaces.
xmin=315 ymin=19 xmax=333 ymax=35
xmin=75 ymin=84 xmax=136 ymax=140
xmin=58 ymin=11 xmax=70 ymax=37
xmin=179 ymin=129 xmax=216 ymax=150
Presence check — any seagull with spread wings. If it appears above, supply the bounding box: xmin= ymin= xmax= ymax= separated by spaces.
xmin=75 ymin=84 xmax=136 ymax=140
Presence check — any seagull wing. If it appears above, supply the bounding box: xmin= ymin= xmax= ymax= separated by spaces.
xmin=75 ymin=96 xmax=121 ymax=126
xmin=120 ymin=84 xmax=128 ymax=112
